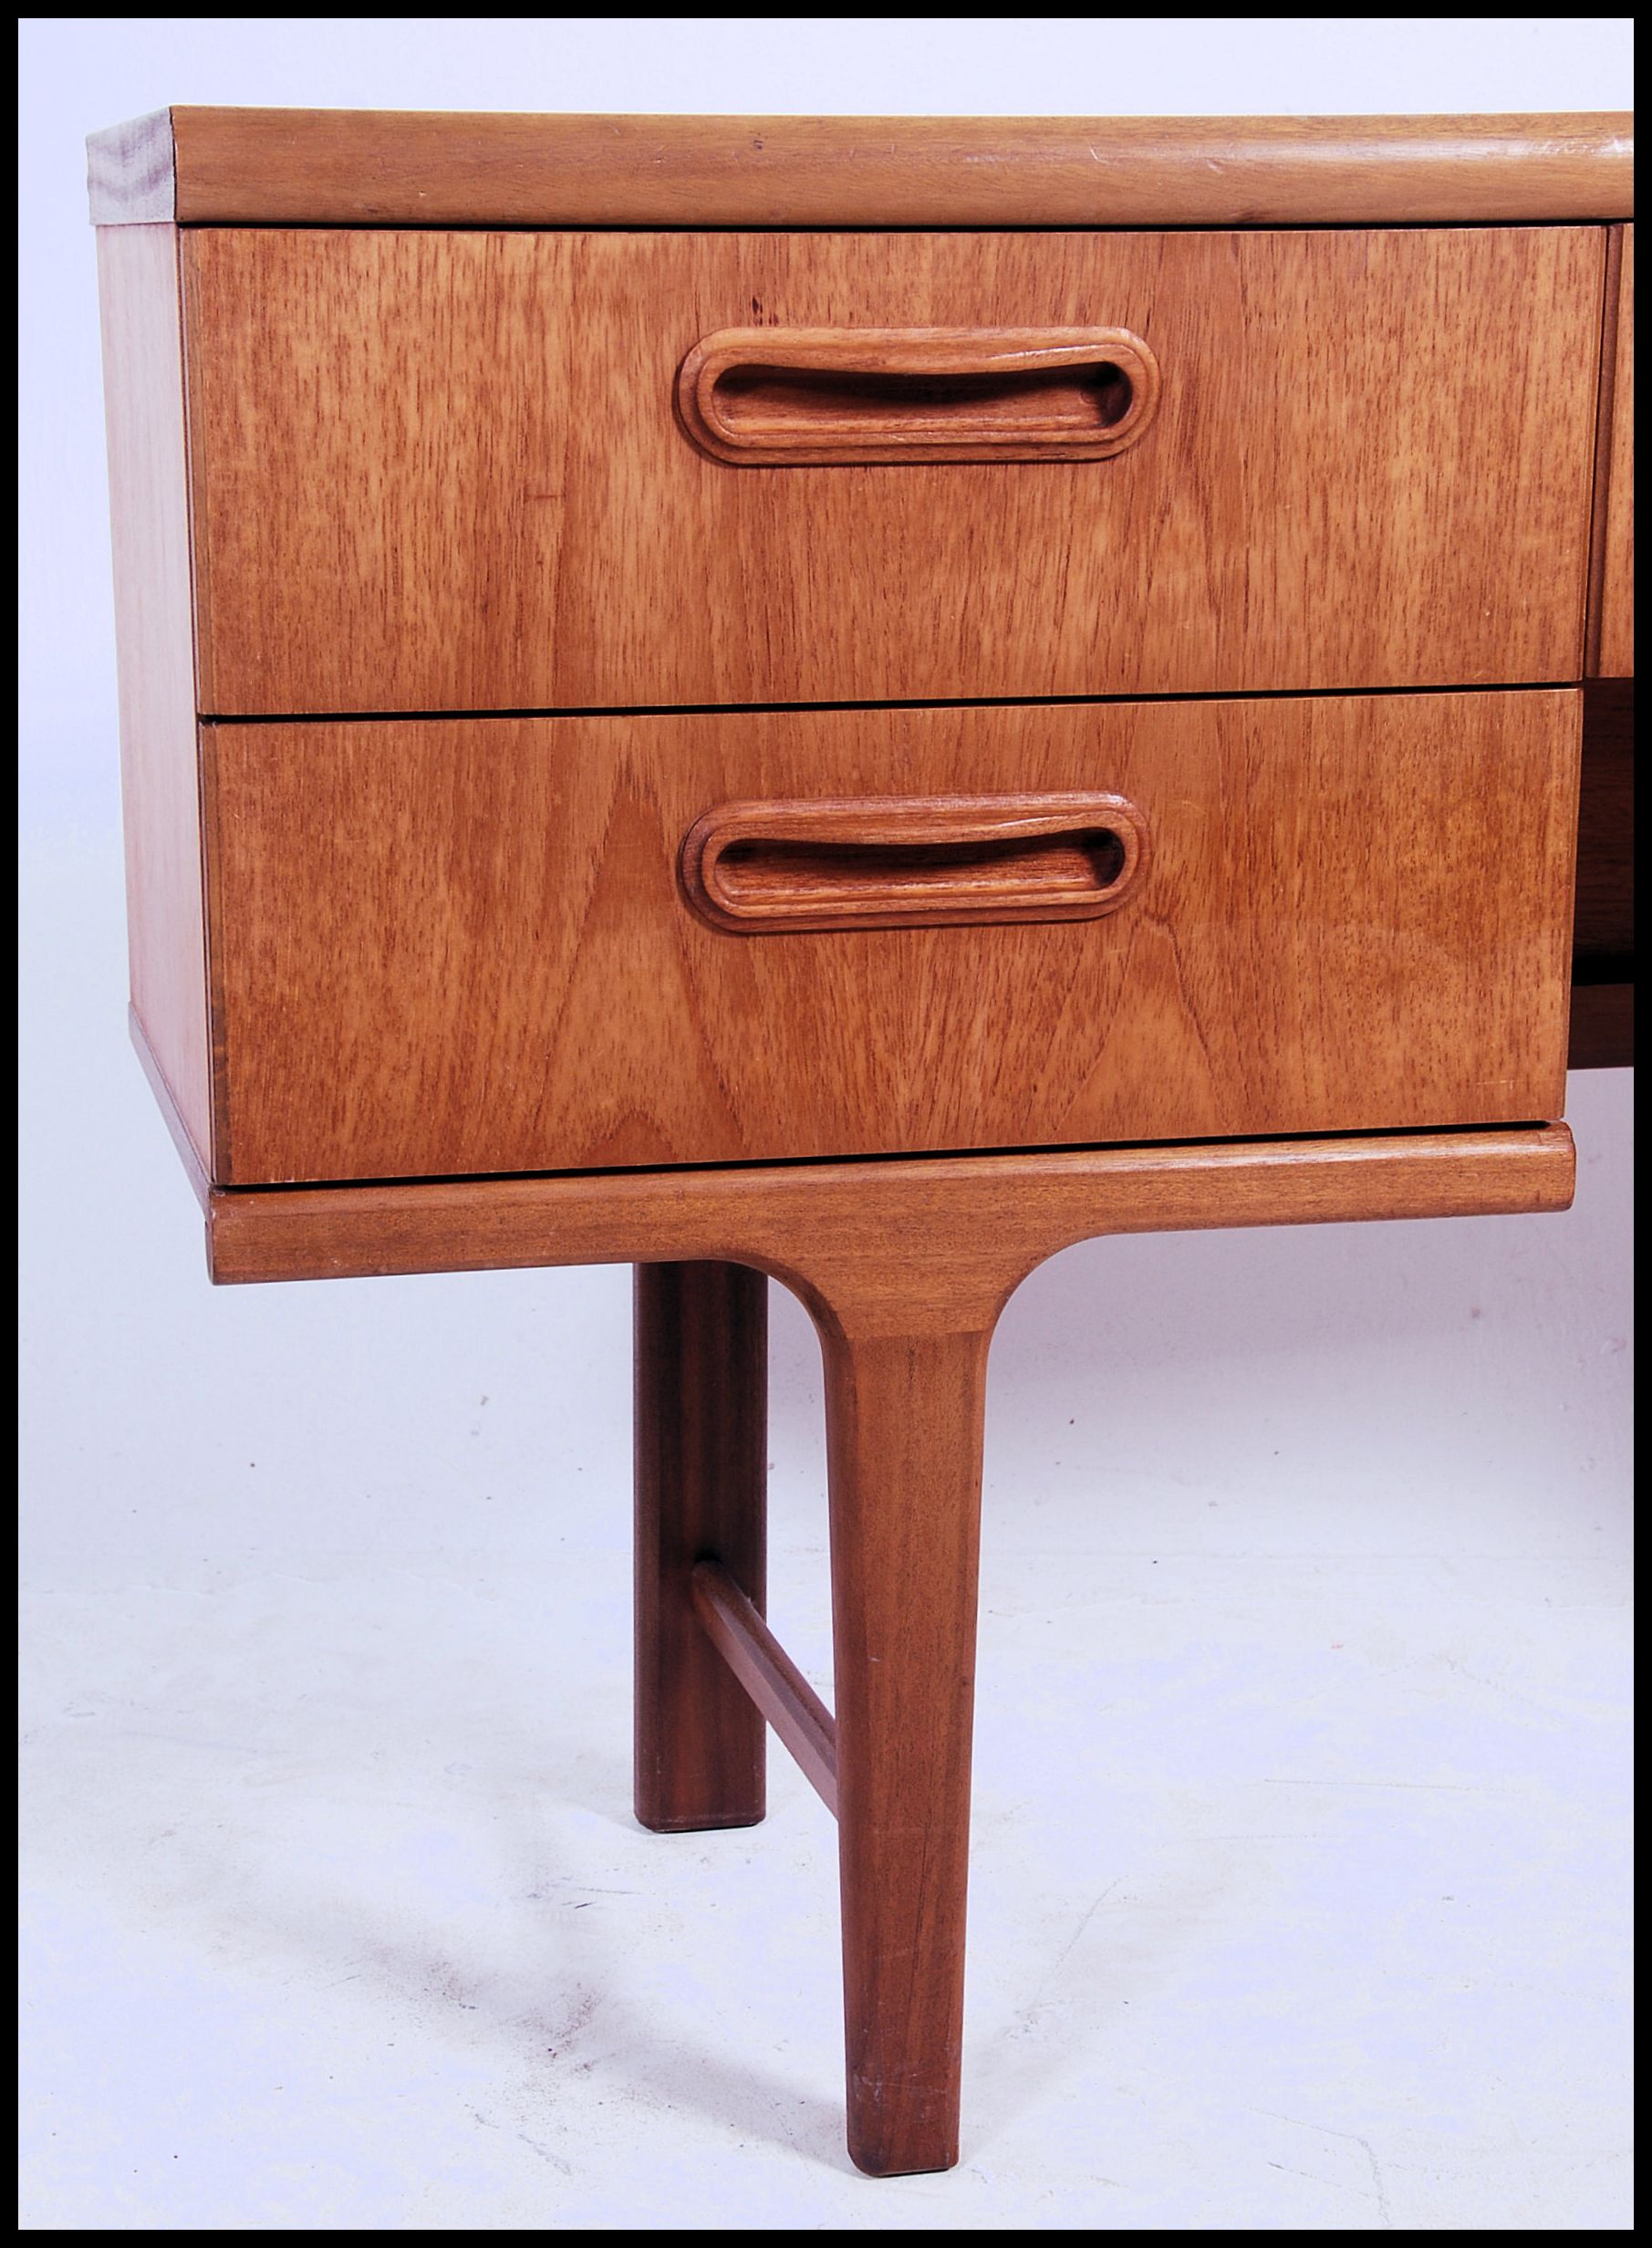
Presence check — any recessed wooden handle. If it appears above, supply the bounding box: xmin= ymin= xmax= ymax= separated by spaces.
xmin=676 ymin=327 xmax=1161 ymax=465
xmin=681 ymin=792 xmax=1149 ymax=933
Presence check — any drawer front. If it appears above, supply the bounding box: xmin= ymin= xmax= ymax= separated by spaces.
xmin=182 ymin=227 xmax=1602 ymax=715
xmin=203 ymin=692 xmax=1578 ymax=1185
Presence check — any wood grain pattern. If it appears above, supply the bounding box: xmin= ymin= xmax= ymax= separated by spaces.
xmin=679 ymin=791 xmax=1148 ymax=934
xmin=689 ymin=1560 xmax=837 ymax=1817
xmin=201 ymin=693 xmax=1579 ymax=1187
xmin=95 ymin=224 xmax=213 ymax=1171
xmin=635 ymin=1263 xmax=768 ymax=1832
xmin=88 ymin=109 xmax=1636 ymax=228
xmin=675 ymin=326 xmax=1160 ymax=466
xmin=203 ymin=1127 xmax=1577 ymax=1292
xmin=1590 ymin=225 xmax=1635 ymax=678
xmin=181 ymin=225 xmax=1603 ymax=713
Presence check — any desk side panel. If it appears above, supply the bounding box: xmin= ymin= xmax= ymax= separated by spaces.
xmin=95 ymin=223 xmax=213 ymax=1173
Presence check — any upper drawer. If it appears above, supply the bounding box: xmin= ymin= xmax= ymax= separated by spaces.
xmin=181 ymin=226 xmax=1604 ymax=715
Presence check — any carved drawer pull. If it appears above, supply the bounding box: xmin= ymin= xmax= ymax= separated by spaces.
xmin=676 ymin=326 xmax=1161 ymax=465
xmin=681 ymin=791 xmax=1149 ymax=933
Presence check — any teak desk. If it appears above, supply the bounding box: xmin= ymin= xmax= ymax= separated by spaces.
xmin=91 ymin=110 xmax=1633 ymax=2177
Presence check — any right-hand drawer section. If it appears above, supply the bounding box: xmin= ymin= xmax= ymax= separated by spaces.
xmin=182 ymin=225 xmax=1604 ymax=715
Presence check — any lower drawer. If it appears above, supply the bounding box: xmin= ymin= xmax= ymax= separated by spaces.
xmin=201 ymin=691 xmax=1579 ymax=1184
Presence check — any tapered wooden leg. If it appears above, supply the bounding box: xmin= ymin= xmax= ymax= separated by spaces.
xmin=633 ymin=1261 xmax=768 ymax=1832
xmin=820 ymin=1312 xmax=993 ymax=2177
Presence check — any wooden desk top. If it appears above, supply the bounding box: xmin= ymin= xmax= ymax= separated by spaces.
xmin=88 ymin=109 xmax=1634 ymax=230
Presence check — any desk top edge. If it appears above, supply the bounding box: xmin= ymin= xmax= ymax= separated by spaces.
xmin=87 ymin=109 xmax=1635 ymax=228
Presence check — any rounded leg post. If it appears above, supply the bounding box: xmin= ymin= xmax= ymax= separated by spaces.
xmin=633 ymin=1261 xmax=768 ymax=1833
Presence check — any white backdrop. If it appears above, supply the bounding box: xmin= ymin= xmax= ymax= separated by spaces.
xmin=19 ymin=17 xmax=1633 ymax=2232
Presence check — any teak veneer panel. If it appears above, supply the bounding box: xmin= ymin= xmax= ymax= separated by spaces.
xmin=180 ymin=224 xmax=1602 ymax=714
xmin=88 ymin=109 xmax=1635 ymax=229
xmin=201 ymin=692 xmax=1578 ymax=1187
xmin=95 ymin=224 xmax=213 ymax=1170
